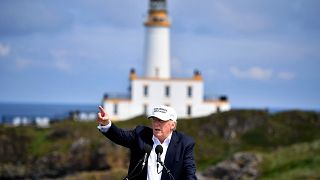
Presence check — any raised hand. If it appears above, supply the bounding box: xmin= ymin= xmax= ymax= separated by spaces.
xmin=97 ymin=105 xmax=110 ymax=126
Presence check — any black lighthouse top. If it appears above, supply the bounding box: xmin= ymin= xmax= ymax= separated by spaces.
xmin=149 ymin=0 xmax=167 ymax=11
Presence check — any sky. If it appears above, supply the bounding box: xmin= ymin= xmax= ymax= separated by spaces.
xmin=0 ymin=0 xmax=319 ymax=110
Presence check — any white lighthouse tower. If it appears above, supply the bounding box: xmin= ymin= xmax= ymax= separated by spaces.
xmin=102 ymin=0 xmax=231 ymax=121
xmin=144 ymin=0 xmax=171 ymax=78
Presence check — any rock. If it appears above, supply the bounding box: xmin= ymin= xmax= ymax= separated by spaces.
xmin=70 ymin=137 xmax=90 ymax=153
xmin=202 ymin=152 xmax=262 ymax=180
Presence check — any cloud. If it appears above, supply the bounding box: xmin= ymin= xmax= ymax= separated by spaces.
xmin=14 ymin=57 xmax=71 ymax=72
xmin=0 ymin=43 xmax=10 ymax=56
xmin=12 ymin=48 xmax=72 ymax=72
xmin=212 ymin=1 xmax=270 ymax=33
xmin=54 ymin=60 xmax=71 ymax=72
xmin=171 ymin=57 xmax=186 ymax=75
xmin=0 ymin=1 xmax=73 ymax=36
xmin=0 ymin=0 xmax=145 ymax=36
xmin=15 ymin=58 xmax=33 ymax=69
xmin=50 ymin=49 xmax=72 ymax=72
xmin=230 ymin=66 xmax=296 ymax=81
xmin=277 ymin=72 xmax=295 ymax=80
xmin=230 ymin=66 xmax=273 ymax=80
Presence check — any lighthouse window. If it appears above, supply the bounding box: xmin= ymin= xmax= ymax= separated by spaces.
xmin=143 ymin=104 xmax=148 ymax=115
xmin=152 ymin=17 xmax=165 ymax=22
xmin=187 ymin=105 xmax=192 ymax=116
xmin=155 ymin=68 xmax=159 ymax=77
xmin=143 ymin=85 xmax=149 ymax=97
xmin=114 ymin=103 xmax=118 ymax=115
xmin=187 ymin=86 xmax=192 ymax=98
xmin=165 ymin=85 xmax=170 ymax=97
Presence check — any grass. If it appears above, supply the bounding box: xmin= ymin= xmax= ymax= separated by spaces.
xmin=260 ymin=139 xmax=320 ymax=179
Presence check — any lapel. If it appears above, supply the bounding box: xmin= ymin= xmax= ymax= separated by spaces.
xmin=164 ymin=131 xmax=179 ymax=170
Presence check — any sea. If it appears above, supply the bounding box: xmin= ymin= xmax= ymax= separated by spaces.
xmin=0 ymin=102 xmax=318 ymax=124
xmin=0 ymin=102 xmax=99 ymax=123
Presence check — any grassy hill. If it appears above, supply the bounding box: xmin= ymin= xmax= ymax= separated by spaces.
xmin=0 ymin=109 xmax=320 ymax=179
xmin=260 ymin=139 xmax=320 ymax=179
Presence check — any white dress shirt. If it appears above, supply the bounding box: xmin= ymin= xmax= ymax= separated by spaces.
xmin=97 ymin=123 xmax=111 ymax=133
xmin=147 ymin=133 xmax=172 ymax=180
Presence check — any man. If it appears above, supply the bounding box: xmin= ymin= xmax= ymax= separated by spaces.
xmin=97 ymin=105 xmax=197 ymax=180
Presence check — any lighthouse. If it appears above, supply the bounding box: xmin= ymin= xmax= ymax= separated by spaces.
xmin=102 ymin=0 xmax=231 ymax=121
xmin=144 ymin=0 xmax=171 ymax=78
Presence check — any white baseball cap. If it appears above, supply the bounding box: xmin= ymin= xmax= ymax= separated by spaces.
xmin=148 ymin=105 xmax=177 ymax=122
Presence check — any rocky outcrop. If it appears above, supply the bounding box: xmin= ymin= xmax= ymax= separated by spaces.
xmin=0 ymin=136 xmax=114 ymax=179
xmin=201 ymin=152 xmax=262 ymax=180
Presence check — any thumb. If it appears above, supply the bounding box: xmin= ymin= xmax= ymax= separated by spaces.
xmin=98 ymin=105 xmax=106 ymax=117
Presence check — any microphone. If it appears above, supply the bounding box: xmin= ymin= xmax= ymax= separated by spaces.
xmin=155 ymin=145 xmax=163 ymax=173
xmin=155 ymin=145 xmax=163 ymax=163
xmin=155 ymin=145 xmax=175 ymax=180
xmin=142 ymin=144 xmax=152 ymax=170
xmin=123 ymin=144 xmax=152 ymax=180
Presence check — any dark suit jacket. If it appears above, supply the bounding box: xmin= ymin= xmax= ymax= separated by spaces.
xmin=100 ymin=124 xmax=197 ymax=180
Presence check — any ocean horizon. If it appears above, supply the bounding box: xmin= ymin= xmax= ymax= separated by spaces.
xmin=0 ymin=102 xmax=99 ymax=122
xmin=0 ymin=102 xmax=318 ymax=123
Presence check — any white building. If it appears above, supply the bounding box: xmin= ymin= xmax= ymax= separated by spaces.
xmin=102 ymin=0 xmax=230 ymax=121
xmin=35 ymin=117 xmax=50 ymax=128
xmin=11 ymin=116 xmax=50 ymax=128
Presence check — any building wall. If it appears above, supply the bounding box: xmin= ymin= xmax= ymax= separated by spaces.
xmin=132 ymin=78 xmax=202 ymax=117
xmin=103 ymin=100 xmax=139 ymax=121
xmin=104 ymin=78 xmax=230 ymax=120
xmin=144 ymin=27 xmax=170 ymax=78
xmin=103 ymin=78 xmax=230 ymax=121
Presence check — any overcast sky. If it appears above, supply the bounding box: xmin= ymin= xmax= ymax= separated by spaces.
xmin=0 ymin=0 xmax=319 ymax=110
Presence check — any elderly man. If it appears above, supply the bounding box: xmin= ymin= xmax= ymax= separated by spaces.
xmin=97 ymin=105 xmax=197 ymax=180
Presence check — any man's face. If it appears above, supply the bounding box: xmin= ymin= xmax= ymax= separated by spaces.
xmin=150 ymin=117 xmax=175 ymax=142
